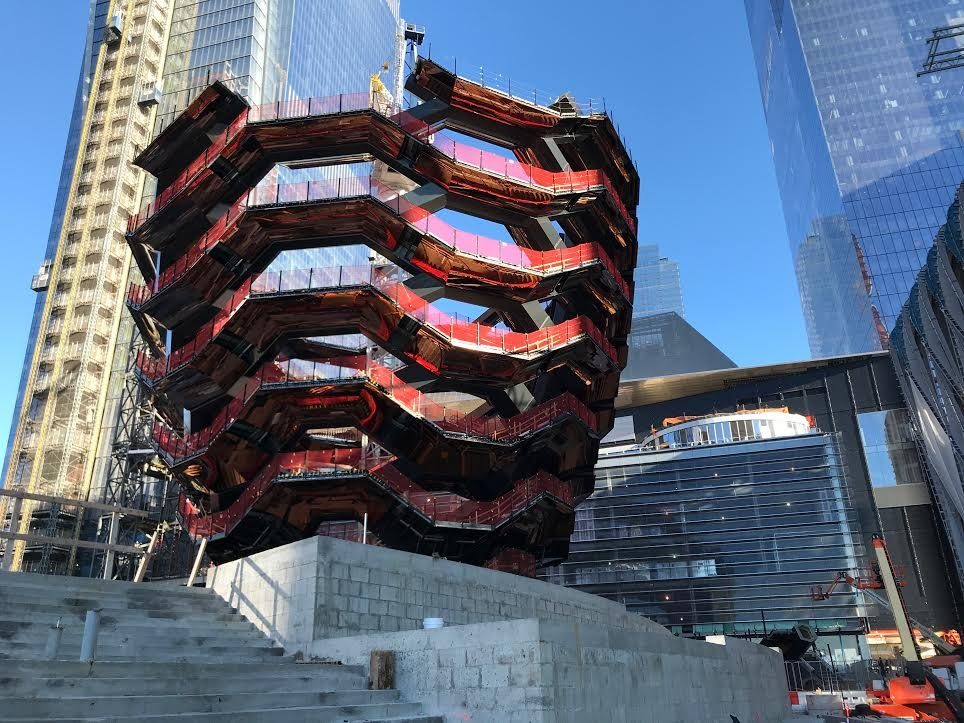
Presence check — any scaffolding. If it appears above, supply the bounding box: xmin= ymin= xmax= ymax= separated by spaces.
xmin=0 ymin=487 xmax=150 ymax=573
xmin=919 ymin=22 xmax=964 ymax=75
xmin=0 ymin=0 xmax=176 ymax=574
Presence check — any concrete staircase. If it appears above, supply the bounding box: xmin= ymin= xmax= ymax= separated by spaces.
xmin=0 ymin=571 xmax=440 ymax=722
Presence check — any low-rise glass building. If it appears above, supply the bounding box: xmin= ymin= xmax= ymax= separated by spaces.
xmin=543 ymin=410 xmax=869 ymax=638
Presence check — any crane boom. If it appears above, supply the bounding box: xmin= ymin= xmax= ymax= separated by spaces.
xmin=858 ymin=585 xmax=956 ymax=656
xmin=871 ymin=536 xmax=922 ymax=663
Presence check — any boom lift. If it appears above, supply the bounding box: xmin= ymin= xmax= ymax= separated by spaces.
xmin=812 ymin=534 xmax=964 ymax=721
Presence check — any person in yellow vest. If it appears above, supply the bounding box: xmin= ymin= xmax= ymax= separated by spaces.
xmin=370 ymin=61 xmax=392 ymax=115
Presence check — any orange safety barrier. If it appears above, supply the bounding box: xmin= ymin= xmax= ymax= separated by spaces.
xmin=177 ymin=447 xmax=572 ymax=540
xmin=128 ymin=90 xmax=637 ymax=235
xmin=127 ymin=176 xmax=631 ymax=307
xmin=149 ymin=355 xmax=599 ymax=464
xmin=132 ymin=263 xmax=618 ymax=380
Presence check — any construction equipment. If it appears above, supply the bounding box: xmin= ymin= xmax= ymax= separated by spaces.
xmin=812 ymin=558 xmax=957 ymax=658
xmin=812 ymin=534 xmax=964 ymax=721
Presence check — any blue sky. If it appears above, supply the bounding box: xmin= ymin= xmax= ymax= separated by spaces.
xmin=0 ymin=1 xmax=810 ymax=450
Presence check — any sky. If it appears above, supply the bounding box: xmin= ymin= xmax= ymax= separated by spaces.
xmin=0 ymin=1 xmax=810 ymax=453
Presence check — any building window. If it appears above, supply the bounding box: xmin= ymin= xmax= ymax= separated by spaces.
xmin=857 ymin=409 xmax=925 ymax=487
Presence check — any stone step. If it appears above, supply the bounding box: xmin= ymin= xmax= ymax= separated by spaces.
xmin=0 ymin=572 xmax=213 ymax=598
xmin=2 ymin=689 xmax=401 ymax=718
xmin=0 ymin=615 xmax=259 ymax=635
xmin=0 ymin=605 xmax=246 ymax=625
xmin=0 ymin=661 xmax=364 ymax=679
xmin=2 ymin=634 xmax=283 ymax=658
xmin=0 ymin=577 xmax=220 ymax=595
xmin=1 ymin=625 xmax=271 ymax=646
xmin=0 ymin=616 xmax=263 ymax=634
xmin=0 ymin=599 xmax=238 ymax=620
xmin=0 ymin=586 xmax=211 ymax=602
xmin=4 ymin=701 xmax=428 ymax=722
xmin=0 ymin=635 xmax=284 ymax=660
xmin=0 ymin=590 xmax=231 ymax=612
xmin=0 ymin=671 xmax=369 ymax=697
xmin=0 ymin=647 xmax=290 ymax=664
xmin=0 ymin=576 xmax=431 ymax=723
xmin=0 ymin=602 xmax=235 ymax=622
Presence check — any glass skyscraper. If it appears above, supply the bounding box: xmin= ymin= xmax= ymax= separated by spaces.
xmin=745 ymin=0 xmax=964 ymax=357
xmin=156 ymin=0 xmax=401 ymax=133
xmin=622 ymin=312 xmax=735 ymax=381
xmin=91 ymin=0 xmax=404 ymax=497
xmin=632 ymin=244 xmax=684 ymax=319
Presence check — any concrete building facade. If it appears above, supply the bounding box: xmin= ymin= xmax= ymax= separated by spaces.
xmin=208 ymin=535 xmax=791 ymax=723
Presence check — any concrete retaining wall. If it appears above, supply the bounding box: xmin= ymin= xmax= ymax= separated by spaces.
xmin=208 ymin=536 xmax=665 ymax=654
xmin=315 ymin=618 xmax=790 ymax=723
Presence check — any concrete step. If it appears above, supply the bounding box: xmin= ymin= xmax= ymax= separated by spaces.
xmin=0 ymin=602 xmax=236 ymax=622
xmin=0 ymin=671 xmax=370 ymax=697
xmin=0 ymin=585 xmax=210 ymax=599
xmin=0 ymin=590 xmax=232 ymax=612
xmin=0 ymin=635 xmax=283 ymax=659
xmin=2 ymin=690 xmax=401 ymax=718
xmin=0 ymin=647 xmax=290 ymax=664
xmin=1 ymin=654 xmax=296 ymax=664
xmin=0 ymin=605 xmax=246 ymax=626
xmin=0 ymin=572 xmax=213 ymax=598
xmin=0 ymin=575 xmax=433 ymax=723
xmin=4 ymin=702 xmax=428 ymax=722
xmin=2 ymin=626 xmax=272 ymax=647
xmin=0 ymin=616 xmax=261 ymax=635
xmin=1 ymin=636 xmax=282 ymax=659
xmin=0 ymin=600 xmax=240 ymax=621
xmin=0 ymin=661 xmax=363 ymax=679
xmin=0 ymin=578 xmax=224 ymax=598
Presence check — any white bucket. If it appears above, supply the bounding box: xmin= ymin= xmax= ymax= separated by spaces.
xmin=422 ymin=617 xmax=444 ymax=630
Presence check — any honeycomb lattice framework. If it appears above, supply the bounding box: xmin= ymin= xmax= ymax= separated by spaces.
xmin=125 ymin=58 xmax=639 ymax=572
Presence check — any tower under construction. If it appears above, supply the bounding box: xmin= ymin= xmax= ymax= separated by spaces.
xmin=0 ymin=0 xmax=176 ymax=574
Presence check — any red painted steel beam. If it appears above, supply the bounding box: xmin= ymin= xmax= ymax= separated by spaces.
xmin=127 ymin=182 xmax=631 ymax=339
xmin=131 ymin=266 xmax=622 ymax=412
xmin=406 ymin=58 xmax=638 ymax=213
xmin=127 ymin=72 xmax=638 ymax=569
xmin=150 ymin=356 xmax=599 ymax=490
xmin=180 ymin=449 xmax=573 ymax=566
xmin=127 ymin=100 xmax=636 ymax=275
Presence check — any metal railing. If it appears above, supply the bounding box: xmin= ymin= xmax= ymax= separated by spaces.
xmin=128 ymin=89 xmax=636 ymax=235
xmin=131 ymin=263 xmax=618 ymax=379
xmin=427 ymin=55 xmax=607 ymax=117
xmin=176 ymin=447 xmax=572 ymax=540
xmin=148 ymin=355 xmax=599 ymax=464
xmin=127 ymin=177 xmax=630 ymax=307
